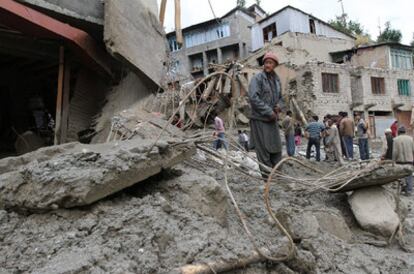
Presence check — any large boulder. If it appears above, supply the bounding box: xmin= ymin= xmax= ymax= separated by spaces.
xmin=348 ymin=186 xmax=400 ymax=237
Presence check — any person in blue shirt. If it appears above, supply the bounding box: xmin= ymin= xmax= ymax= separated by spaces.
xmin=305 ymin=115 xmax=326 ymax=161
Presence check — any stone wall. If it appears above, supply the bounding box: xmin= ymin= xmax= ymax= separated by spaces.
xmin=292 ymin=62 xmax=414 ymax=127
xmin=295 ymin=63 xmax=353 ymax=118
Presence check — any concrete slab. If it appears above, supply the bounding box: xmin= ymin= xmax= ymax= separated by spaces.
xmin=18 ymin=0 xmax=104 ymax=25
xmin=103 ymin=0 xmax=167 ymax=86
xmin=0 ymin=114 xmax=195 ymax=211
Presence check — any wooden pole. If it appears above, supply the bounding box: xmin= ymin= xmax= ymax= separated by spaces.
xmin=176 ymin=245 xmax=289 ymax=274
xmin=60 ymin=60 xmax=71 ymax=144
xmin=174 ymin=0 xmax=183 ymax=45
xmin=54 ymin=46 xmax=65 ymax=145
xmin=159 ymin=0 xmax=167 ymax=27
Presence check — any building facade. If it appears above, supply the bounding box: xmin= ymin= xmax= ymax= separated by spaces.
xmin=166 ymin=5 xmax=264 ymax=82
xmin=292 ymin=59 xmax=414 ymax=137
xmin=250 ymin=6 xmax=355 ymax=52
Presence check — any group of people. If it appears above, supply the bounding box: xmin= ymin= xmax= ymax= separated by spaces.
xmin=209 ymin=51 xmax=414 ymax=196
xmin=382 ymin=123 xmax=414 ymax=196
xmin=298 ymin=111 xmax=369 ymax=163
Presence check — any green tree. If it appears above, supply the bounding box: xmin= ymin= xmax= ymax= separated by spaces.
xmin=237 ymin=0 xmax=246 ymax=7
xmin=377 ymin=21 xmax=402 ymax=43
xmin=329 ymin=15 xmax=371 ymax=45
xmin=329 ymin=15 xmax=364 ymax=36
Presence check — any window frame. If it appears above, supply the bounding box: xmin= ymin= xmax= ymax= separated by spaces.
xmin=321 ymin=73 xmax=339 ymax=93
xmin=309 ymin=19 xmax=316 ymax=34
xmin=371 ymin=77 xmax=385 ymax=95
xmin=263 ymin=23 xmax=277 ymax=43
xmin=397 ymin=79 xmax=411 ymax=96
xmin=391 ymin=49 xmax=413 ymax=70
xmin=168 ymin=37 xmax=181 ymax=52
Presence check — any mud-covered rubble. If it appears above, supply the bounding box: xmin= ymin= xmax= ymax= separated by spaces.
xmin=0 ymin=113 xmax=195 ymax=211
xmin=0 ymin=152 xmax=414 ymax=273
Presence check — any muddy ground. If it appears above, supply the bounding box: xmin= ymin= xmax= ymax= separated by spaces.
xmin=0 ymin=149 xmax=414 ymax=273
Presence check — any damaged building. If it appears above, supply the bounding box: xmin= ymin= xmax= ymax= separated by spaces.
xmin=0 ymin=0 xmax=167 ymax=158
xmin=160 ymin=4 xmax=414 ymax=140
xmin=287 ymin=42 xmax=414 ymax=137
xmin=166 ymin=4 xmax=265 ymax=83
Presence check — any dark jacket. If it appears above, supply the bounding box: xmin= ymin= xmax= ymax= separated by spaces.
xmin=248 ymin=71 xmax=284 ymax=121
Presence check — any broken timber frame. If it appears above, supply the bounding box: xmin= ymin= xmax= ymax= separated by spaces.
xmin=54 ymin=46 xmax=71 ymax=145
xmin=54 ymin=46 xmax=65 ymax=145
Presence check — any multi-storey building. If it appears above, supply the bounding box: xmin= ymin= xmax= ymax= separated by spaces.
xmin=166 ymin=4 xmax=265 ymax=82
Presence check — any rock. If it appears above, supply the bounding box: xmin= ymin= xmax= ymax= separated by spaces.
xmin=291 ymin=213 xmax=320 ymax=240
xmin=348 ymin=186 xmax=400 ymax=237
xmin=158 ymin=168 xmax=228 ymax=226
xmin=285 ymin=249 xmax=317 ymax=274
xmin=277 ymin=210 xmax=320 ymax=241
xmin=313 ymin=211 xmax=353 ymax=242
xmin=0 ymin=114 xmax=195 ymax=211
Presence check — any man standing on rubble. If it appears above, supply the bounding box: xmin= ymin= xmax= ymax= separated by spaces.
xmin=326 ymin=119 xmax=344 ymax=164
xmin=392 ymin=126 xmax=414 ymax=196
xmin=282 ymin=110 xmax=295 ymax=156
xmin=381 ymin=128 xmax=393 ymax=160
xmin=305 ymin=115 xmax=325 ymax=162
xmin=213 ymin=112 xmax=227 ymax=151
xmin=355 ymin=113 xmax=369 ymax=160
xmin=340 ymin=112 xmax=355 ymax=160
xmin=248 ymin=52 xmax=284 ymax=176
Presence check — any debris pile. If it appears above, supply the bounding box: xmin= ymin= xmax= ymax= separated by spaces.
xmin=150 ymin=61 xmax=259 ymax=129
xmin=0 ymin=111 xmax=195 ymax=211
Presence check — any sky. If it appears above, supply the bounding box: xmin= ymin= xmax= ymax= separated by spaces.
xmin=159 ymin=0 xmax=413 ymax=44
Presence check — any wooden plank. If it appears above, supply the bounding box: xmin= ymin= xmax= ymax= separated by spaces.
xmin=237 ymin=74 xmax=249 ymax=96
xmin=60 ymin=60 xmax=71 ymax=144
xmin=201 ymin=77 xmax=217 ymax=101
xmin=159 ymin=0 xmax=167 ymax=27
xmin=174 ymin=0 xmax=183 ymax=45
xmin=223 ymin=76 xmax=231 ymax=94
xmin=54 ymin=46 xmax=65 ymax=145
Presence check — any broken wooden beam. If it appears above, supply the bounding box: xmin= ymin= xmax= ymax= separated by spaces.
xmin=54 ymin=46 xmax=65 ymax=145
xmin=174 ymin=0 xmax=183 ymax=45
xmin=174 ymin=244 xmax=291 ymax=274
xmin=201 ymin=77 xmax=217 ymax=101
xmin=159 ymin=0 xmax=167 ymax=27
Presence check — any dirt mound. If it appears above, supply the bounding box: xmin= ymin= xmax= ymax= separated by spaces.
xmin=1 ymin=155 xmax=413 ymax=273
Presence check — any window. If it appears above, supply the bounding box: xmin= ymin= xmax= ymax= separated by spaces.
xmin=309 ymin=19 xmax=316 ymax=34
xmin=263 ymin=23 xmax=277 ymax=43
xmin=322 ymin=73 xmax=339 ymax=93
xmin=168 ymin=37 xmax=181 ymax=52
xmin=398 ymin=79 xmax=411 ymax=96
xmin=171 ymin=60 xmax=180 ymax=71
xmin=371 ymin=77 xmax=385 ymax=95
xmin=391 ymin=49 xmax=413 ymax=70
xmin=184 ymin=23 xmax=230 ymax=48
